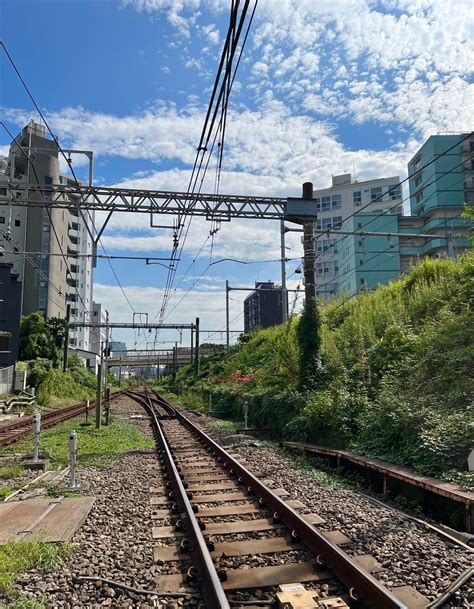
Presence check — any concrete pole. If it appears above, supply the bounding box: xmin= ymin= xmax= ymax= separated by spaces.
xmin=62 ymin=304 xmax=71 ymax=372
xmin=194 ymin=317 xmax=200 ymax=375
xmin=190 ymin=323 xmax=194 ymax=365
xmin=172 ymin=342 xmax=177 ymax=381
xmin=302 ymin=182 xmax=316 ymax=307
xmin=447 ymin=231 xmax=454 ymax=258
xmin=225 ymin=280 xmax=230 ymax=349
xmin=103 ymin=310 xmax=109 ymax=422
xmin=32 ymin=411 xmax=41 ymax=462
xmin=96 ymin=363 xmax=102 ymax=430
xmin=68 ymin=430 xmax=79 ymax=490
xmin=280 ymin=220 xmax=287 ymax=323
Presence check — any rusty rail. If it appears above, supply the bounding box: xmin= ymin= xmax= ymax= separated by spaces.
xmin=153 ymin=390 xmax=408 ymax=609
xmin=125 ymin=390 xmax=230 ymax=609
xmin=0 ymin=389 xmax=128 ymax=447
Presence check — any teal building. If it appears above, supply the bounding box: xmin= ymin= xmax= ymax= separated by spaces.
xmin=334 ymin=133 xmax=473 ymax=299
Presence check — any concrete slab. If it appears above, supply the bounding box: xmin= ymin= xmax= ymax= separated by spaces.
xmin=0 ymin=497 xmax=95 ymax=542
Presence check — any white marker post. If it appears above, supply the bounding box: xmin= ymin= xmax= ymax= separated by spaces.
xmin=32 ymin=411 xmax=41 ymax=462
xmin=68 ymin=430 xmax=79 ymax=490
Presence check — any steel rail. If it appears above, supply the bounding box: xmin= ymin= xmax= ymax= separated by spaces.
xmin=0 ymin=390 xmax=128 ymax=447
xmin=153 ymin=392 xmax=408 ymax=609
xmin=125 ymin=390 xmax=230 ymax=609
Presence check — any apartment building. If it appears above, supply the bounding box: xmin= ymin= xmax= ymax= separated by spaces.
xmin=312 ymin=173 xmax=403 ymax=300
xmin=0 ymin=121 xmax=95 ymax=351
xmin=244 ymin=281 xmax=286 ymax=332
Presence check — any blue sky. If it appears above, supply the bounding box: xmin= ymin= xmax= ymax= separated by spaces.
xmin=1 ymin=0 xmax=473 ymax=347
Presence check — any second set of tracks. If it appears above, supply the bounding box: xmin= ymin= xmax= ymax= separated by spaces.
xmin=125 ymin=389 xmax=425 ymax=609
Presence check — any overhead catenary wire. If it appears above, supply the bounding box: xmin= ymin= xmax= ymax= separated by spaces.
xmin=155 ymin=1 xmax=258 ymax=328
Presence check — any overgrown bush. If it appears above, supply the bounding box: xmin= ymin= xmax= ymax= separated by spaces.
xmin=163 ymin=253 xmax=474 ymax=477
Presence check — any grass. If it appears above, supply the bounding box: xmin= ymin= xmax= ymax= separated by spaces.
xmin=206 ymin=419 xmax=238 ymax=433
xmin=0 ymin=539 xmax=73 ymax=594
xmin=0 ymin=417 xmax=155 ymax=469
xmin=0 ymin=465 xmax=24 ymax=480
xmin=1 ymin=598 xmax=46 ymax=609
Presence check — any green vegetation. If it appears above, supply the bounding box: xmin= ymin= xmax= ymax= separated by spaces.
xmin=0 ymin=465 xmax=23 ymax=480
xmin=0 ymin=539 xmax=73 ymax=595
xmin=1 ymin=417 xmax=154 ymax=468
xmin=164 ymin=254 xmax=473 ymax=479
xmin=35 ymin=356 xmax=97 ymax=407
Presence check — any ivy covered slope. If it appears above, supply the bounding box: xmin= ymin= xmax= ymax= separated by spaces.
xmin=169 ymin=253 xmax=473 ymax=478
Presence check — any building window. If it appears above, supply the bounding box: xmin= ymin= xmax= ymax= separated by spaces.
xmin=322 ymin=217 xmax=332 ymax=229
xmin=416 ymin=190 xmax=424 ymax=204
xmin=370 ymin=186 xmax=382 ymax=201
xmin=332 ymin=216 xmax=342 ymax=229
xmin=413 ymin=155 xmax=421 ymax=170
xmin=44 ymin=176 xmax=53 ymax=200
xmin=316 ymin=219 xmax=322 ymax=230
xmin=0 ymin=217 xmax=5 ymax=224
xmin=353 ymin=191 xmax=362 ymax=206
xmin=321 ymin=196 xmax=331 ymax=212
xmin=315 ymin=198 xmax=321 ymax=212
xmin=331 ymin=194 xmax=341 ymax=210
xmin=316 ymin=262 xmax=323 ymax=275
xmin=388 ymin=184 xmax=402 ymax=200
xmin=14 ymin=219 xmax=20 ymax=227
xmin=414 ymin=173 xmax=422 ymax=187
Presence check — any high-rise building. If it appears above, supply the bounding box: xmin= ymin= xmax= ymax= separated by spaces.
xmin=244 ymin=281 xmax=286 ymax=332
xmin=0 ymin=121 xmax=95 ymax=351
xmin=312 ymin=173 xmax=403 ymax=300
xmin=0 ymin=263 xmax=22 ymax=367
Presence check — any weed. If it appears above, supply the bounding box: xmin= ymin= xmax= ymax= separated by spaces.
xmin=206 ymin=419 xmax=238 ymax=433
xmin=0 ymin=465 xmax=24 ymax=480
xmin=0 ymin=417 xmax=155 ymax=468
xmin=0 ymin=540 xmax=73 ymax=593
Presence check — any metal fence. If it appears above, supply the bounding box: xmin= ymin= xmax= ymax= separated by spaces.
xmin=0 ymin=365 xmax=15 ymax=395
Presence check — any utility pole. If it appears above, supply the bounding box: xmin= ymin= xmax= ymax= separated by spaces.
xmin=302 ymin=182 xmax=316 ymax=307
xmin=225 ymin=280 xmax=230 ymax=350
xmin=447 ymin=231 xmax=454 ymax=258
xmin=194 ymin=316 xmax=200 ymax=375
xmin=103 ymin=310 xmax=110 ymax=425
xmin=62 ymin=303 xmax=71 ymax=372
xmin=297 ymin=181 xmax=319 ymax=390
xmin=190 ymin=323 xmax=194 ymax=365
xmin=280 ymin=220 xmax=287 ymax=323
xmin=172 ymin=341 xmax=177 ymax=381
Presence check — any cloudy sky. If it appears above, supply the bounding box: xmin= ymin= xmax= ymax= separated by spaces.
xmin=1 ymin=0 xmax=473 ymax=347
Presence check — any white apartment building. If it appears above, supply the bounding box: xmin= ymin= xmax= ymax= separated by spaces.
xmin=312 ymin=173 xmax=403 ymax=300
xmin=0 ymin=121 xmax=96 ymax=351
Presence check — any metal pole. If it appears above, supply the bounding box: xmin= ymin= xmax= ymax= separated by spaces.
xmin=103 ymin=311 xmax=109 ymax=424
xmin=68 ymin=430 xmax=79 ymax=490
xmin=302 ymin=182 xmax=316 ymax=307
xmin=244 ymin=401 xmax=248 ymax=430
xmin=447 ymin=231 xmax=454 ymax=258
xmin=173 ymin=342 xmax=177 ymax=381
xmin=280 ymin=220 xmax=287 ymax=322
xmin=62 ymin=303 xmax=71 ymax=372
xmin=225 ymin=280 xmax=230 ymax=350
xmin=32 ymin=411 xmax=41 ymax=462
xmin=96 ymin=363 xmax=102 ymax=430
xmin=194 ymin=317 xmax=200 ymax=375
xmin=190 ymin=323 xmax=194 ymax=365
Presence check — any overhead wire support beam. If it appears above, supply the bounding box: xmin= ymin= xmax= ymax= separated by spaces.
xmin=69 ymin=322 xmax=193 ymax=330
xmin=0 ymin=182 xmax=300 ymax=220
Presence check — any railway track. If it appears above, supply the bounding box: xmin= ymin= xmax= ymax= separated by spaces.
xmin=125 ymin=389 xmax=425 ymax=609
xmin=0 ymin=389 xmax=127 ymax=448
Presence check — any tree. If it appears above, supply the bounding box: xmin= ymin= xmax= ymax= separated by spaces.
xmin=19 ymin=312 xmax=65 ymax=367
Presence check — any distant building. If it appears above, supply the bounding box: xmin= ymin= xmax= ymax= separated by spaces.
xmin=312 ymin=173 xmax=403 ymax=301
xmin=109 ymin=340 xmax=127 ymax=356
xmin=336 ymin=133 xmax=474 ymax=298
xmin=0 ymin=263 xmax=22 ymax=367
xmin=0 ymin=121 xmax=94 ymax=351
xmin=244 ymin=281 xmax=286 ymax=333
